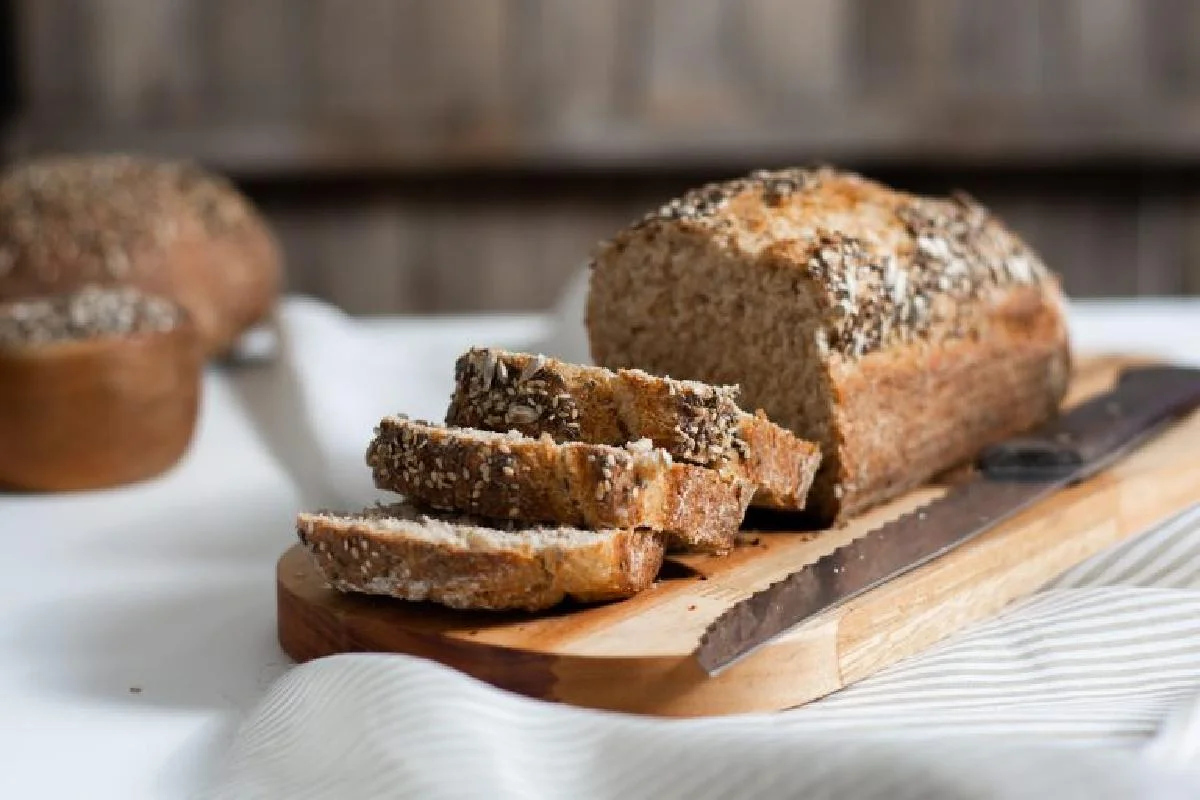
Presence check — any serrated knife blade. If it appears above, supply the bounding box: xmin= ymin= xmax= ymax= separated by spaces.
xmin=693 ymin=365 xmax=1200 ymax=676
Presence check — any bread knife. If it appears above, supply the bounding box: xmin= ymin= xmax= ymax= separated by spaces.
xmin=693 ymin=365 xmax=1200 ymax=676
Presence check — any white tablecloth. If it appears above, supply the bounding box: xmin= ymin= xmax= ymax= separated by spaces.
xmin=1 ymin=292 xmax=1199 ymax=799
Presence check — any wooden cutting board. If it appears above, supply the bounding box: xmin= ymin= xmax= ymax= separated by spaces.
xmin=276 ymin=356 xmax=1200 ymax=717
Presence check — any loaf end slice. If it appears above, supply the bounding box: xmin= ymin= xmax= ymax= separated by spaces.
xmin=736 ymin=410 xmax=821 ymax=509
xmin=446 ymin=347 xmax=820 ymax=511
xmin=366 ymin=416 xmax=752 ymax=553
xmin=297 ymin=502 xmax=665 ymax=611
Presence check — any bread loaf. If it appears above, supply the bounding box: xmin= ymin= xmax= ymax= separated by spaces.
xmin=0 ymin=285 xmax=202 ymax=491
xmin=366 ymin=416 xmax=754 ymax=553
xmin=446 ymin=347 xmax=821 ymax=510
xmin=586 ymin=167 xmax=1071 ymax=523
xmin=0 ymin=154 xmax=281 ymax=357
xmin=297 ymin=502 xmax=665 ymax=611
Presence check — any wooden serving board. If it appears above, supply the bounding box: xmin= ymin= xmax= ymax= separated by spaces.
xmin=276 ymin=356 xmax=1200 ymax=717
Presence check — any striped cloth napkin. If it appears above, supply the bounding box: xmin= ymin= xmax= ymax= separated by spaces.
xmin=201 ymin=492 xmax=1200 ymax=799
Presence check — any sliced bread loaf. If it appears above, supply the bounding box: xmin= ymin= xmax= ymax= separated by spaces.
xmin=445 ymin=347 xmax=821 ymax=511
xmin=297 ymin=502 xmax=664 ymax=611
xmin=586 ymin=167 xmax=1071 ymax=523
xmin=366 ymin=416 xmax=753 ymax=553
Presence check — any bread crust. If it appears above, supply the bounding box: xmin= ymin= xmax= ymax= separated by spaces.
xmin=446 ymin=348 xmax=820 ymax=511
xmin=366 ymin=417 xmax=753 ymax=553
xmin=297 ymin=504 xmax=665 ymax=611
xmin=0 ymin=317 xmax=202 ymax=491
xmin=0 ymin=155 xmax=282 ymax=357
xmin=586 ymin=167 xmax=1071 ymax=523
xmin=822 ymin=287 xmax=1068 ymax=520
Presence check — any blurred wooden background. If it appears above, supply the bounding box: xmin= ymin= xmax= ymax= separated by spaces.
xmin=2 ymin=0 xmax=1200 ymax=313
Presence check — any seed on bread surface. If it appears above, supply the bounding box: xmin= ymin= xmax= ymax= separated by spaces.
xmin=0 ymin=284 xmax=182 ymax=346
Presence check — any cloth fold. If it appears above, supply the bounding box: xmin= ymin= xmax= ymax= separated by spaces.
xmin=203 ymin=653 xmax=1198 ymax=800
xmin=228 ymin=296 xmax=549 ymax=512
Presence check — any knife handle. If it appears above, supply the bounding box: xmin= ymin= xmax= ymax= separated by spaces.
xmin=978 ymin=365 xmax=1200 ymax=483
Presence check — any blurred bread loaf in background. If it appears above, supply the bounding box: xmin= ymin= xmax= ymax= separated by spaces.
xmin=0 ymin=285 xmax=202 ymax=491
xmin=0 ymin=154 xmax=282 ymax=358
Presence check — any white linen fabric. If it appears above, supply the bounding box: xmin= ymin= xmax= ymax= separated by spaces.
xmin=227 ymin=297 xmax=552 ymax=512
xmin=201 ymin=290 xmax=1200 ymax=799
xmin=204 ymin=509 xmax=1200 ymax=799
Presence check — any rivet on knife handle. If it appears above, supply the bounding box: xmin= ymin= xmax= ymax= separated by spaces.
xmin=693 ymin=365 xmax=1200 ymax=677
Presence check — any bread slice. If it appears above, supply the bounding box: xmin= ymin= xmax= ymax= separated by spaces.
xmin=297 ymin=502 xmax=664 ymax=611
xmin=445 ymin=347 xmax=821 ymax=511
xmin=366 ymin=416 xmax=753 ymax=553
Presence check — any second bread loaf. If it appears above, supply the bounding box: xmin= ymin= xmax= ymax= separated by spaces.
xmin=0 ymin=154 xmax=281 ymax=357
